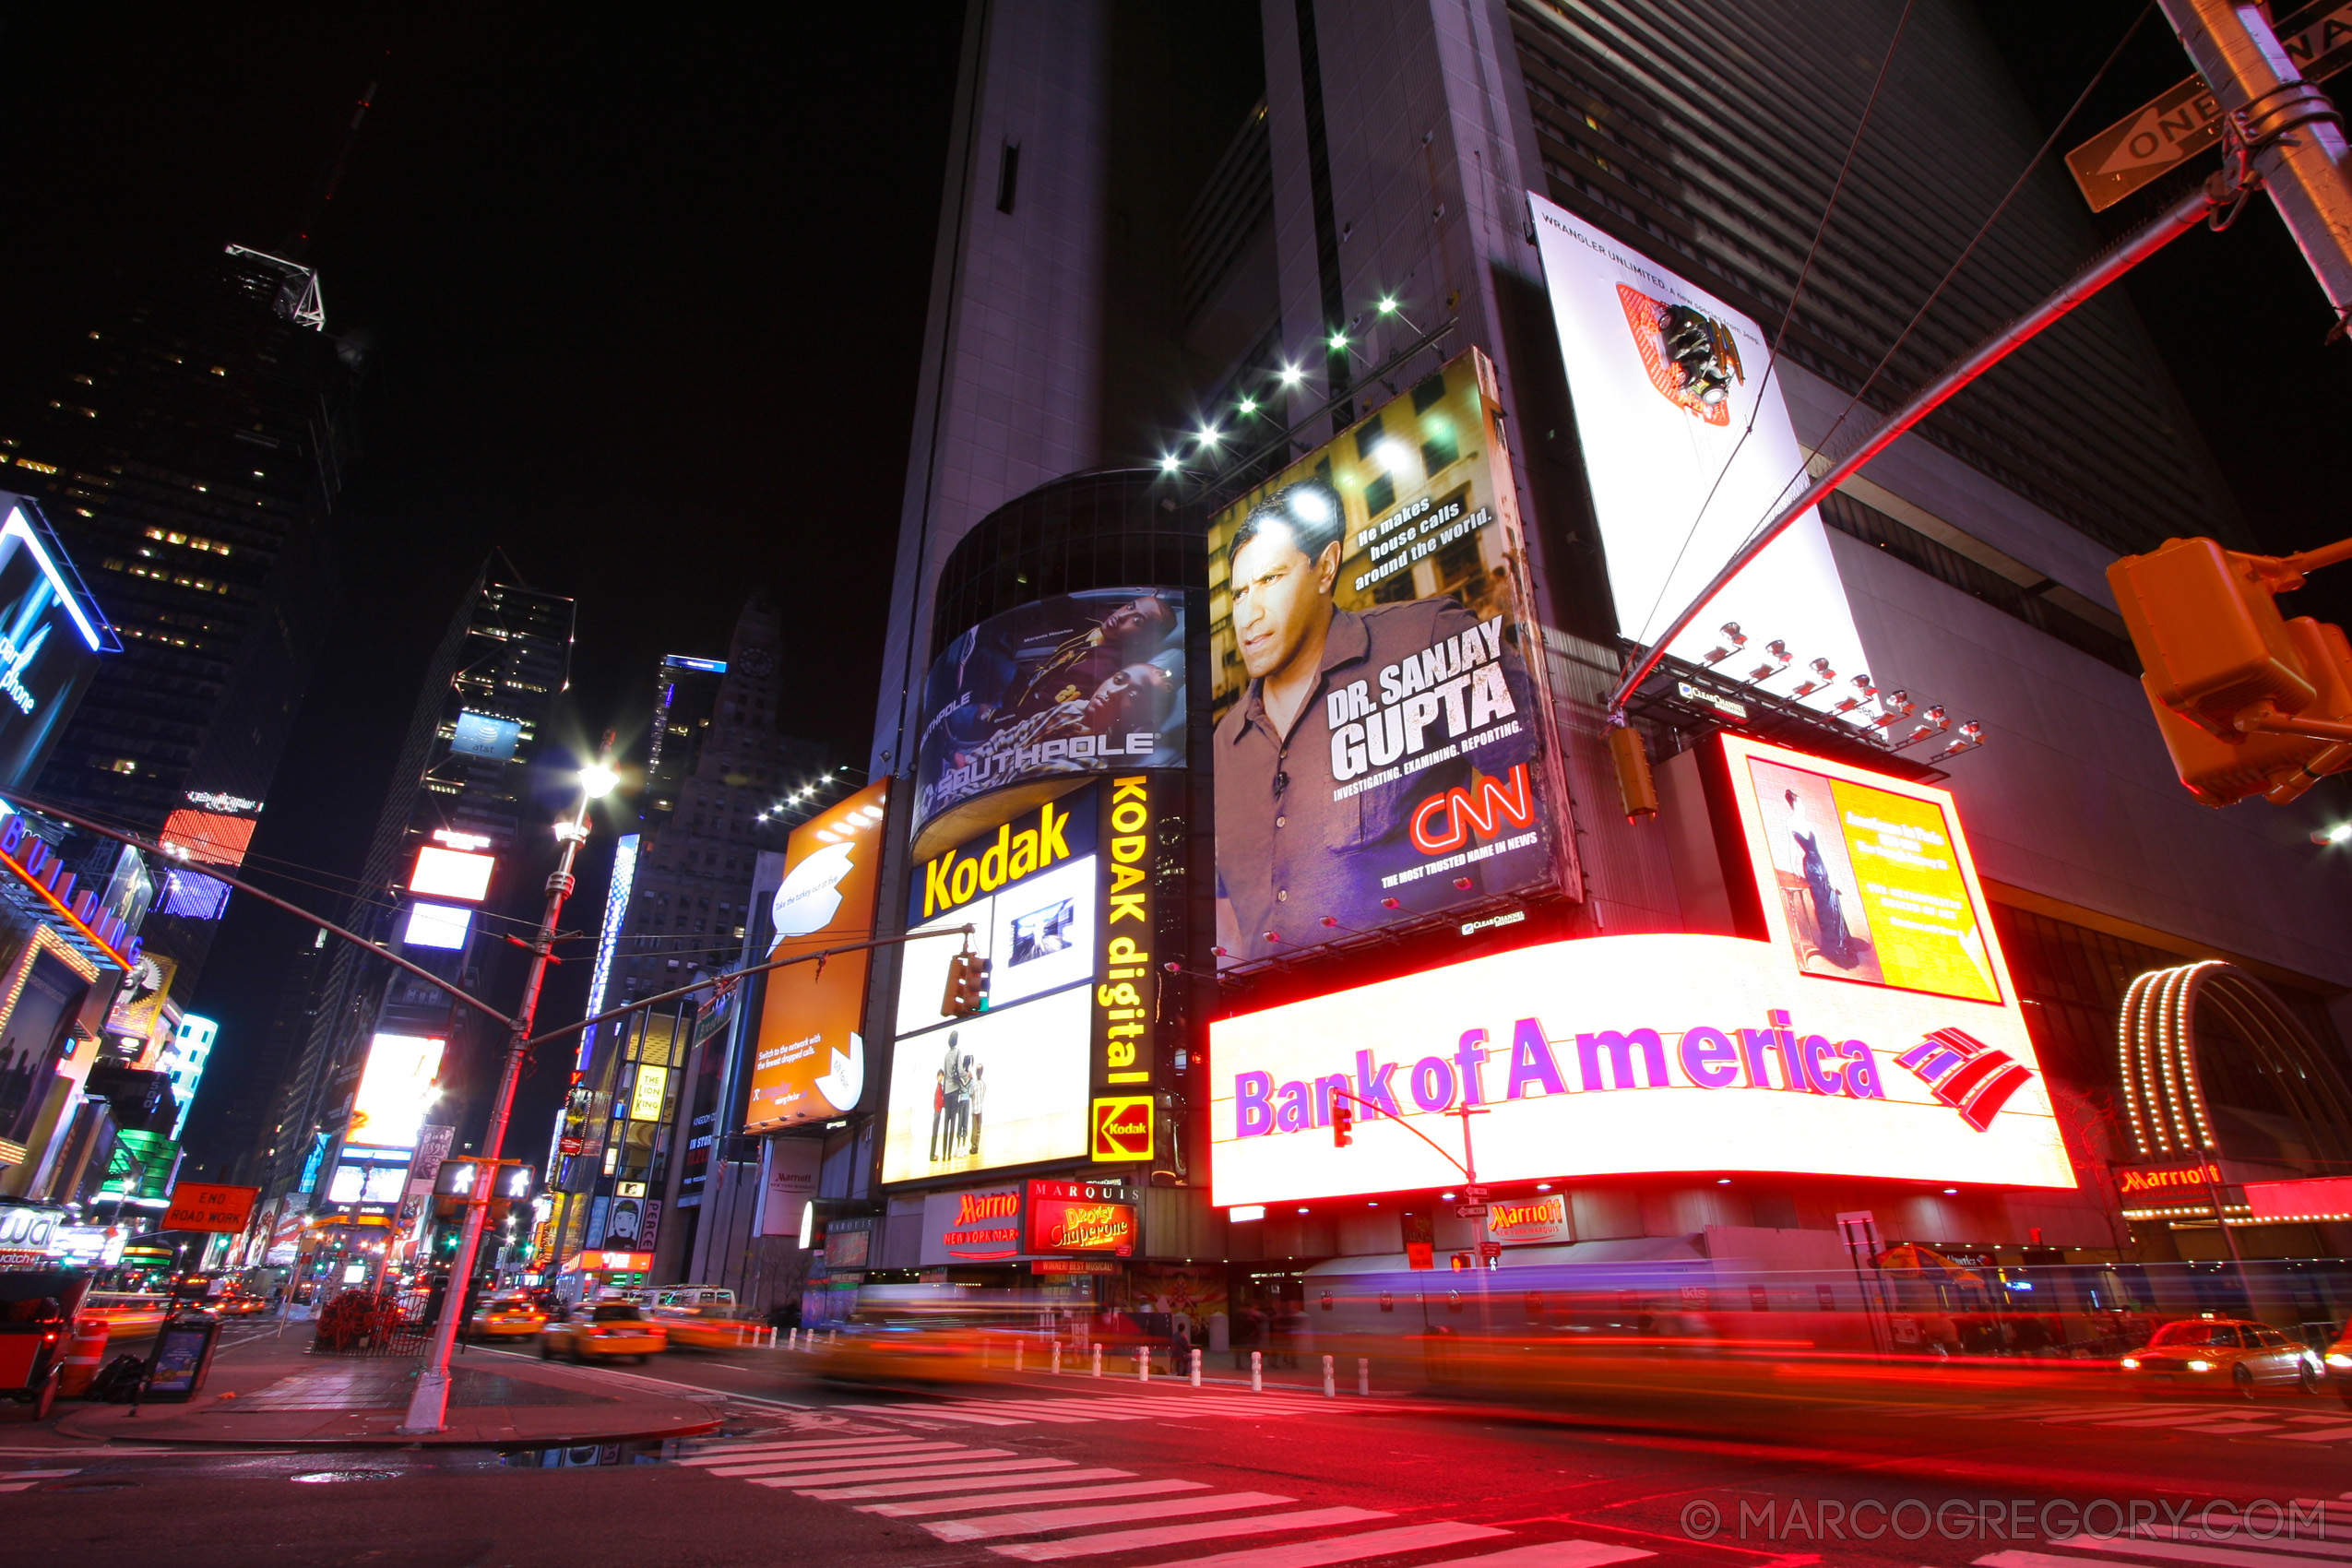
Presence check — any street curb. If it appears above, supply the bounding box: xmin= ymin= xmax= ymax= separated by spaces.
xmin=50 ymin=1405 xmax=726 ymax=1450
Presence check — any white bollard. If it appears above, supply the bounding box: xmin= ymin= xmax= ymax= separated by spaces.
xmin=1015 ymin=1340 xmax=1025 ymax=1372
xmin=1091 ymin=1344 xmax=1103 ymax=1378
xmin=1137 ymin=1346 xmax=1148 ymax=1383
xmin=1323 ymin=1354 xmax=1336 ymax=1397
xmin=788 ymin=1326 xmax=798 ymax=1349
xmin=1251 ymin=1349 xmax=1263 ymax=1393
xmin=1051 ymin=1339 xmax=1062 ymax=1374
xmin=1358 ymin=1357 xmax=1369 ymax=1396
xmin=1190 ymin=1347 xmax=1202 ymax=1388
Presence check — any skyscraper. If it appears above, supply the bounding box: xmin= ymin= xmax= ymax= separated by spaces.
xmin=0 ymin=243 xmax=362 ymax=989
xmin=547 ymin=591 xmax=832 ymax=1279
xmin=246 ymin=565 xmax=573 ymax=1263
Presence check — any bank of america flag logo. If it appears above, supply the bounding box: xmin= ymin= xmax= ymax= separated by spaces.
xmin=1895 ymin=1028 xmax=2033 ymax=1132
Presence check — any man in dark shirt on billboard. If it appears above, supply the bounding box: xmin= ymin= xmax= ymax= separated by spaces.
xmin=1214 ymin=479 xmax=1539 ymax=961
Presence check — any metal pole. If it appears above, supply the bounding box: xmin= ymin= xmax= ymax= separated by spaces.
xmin=1606 ymin=180 xmax=2224 ymax=716
xmin=2160 ymin=0 xmax=2352 ymax=318
xmin=401 ymin=786 xmax=596 ymax=1434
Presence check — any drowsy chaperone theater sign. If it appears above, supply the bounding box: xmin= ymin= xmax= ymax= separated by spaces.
xmin=1208 ymin=736 xmax=2075 ymax=1206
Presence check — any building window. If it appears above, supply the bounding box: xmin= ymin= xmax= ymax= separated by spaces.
xmin=995 ymin=140 xmax=1020 ymax=215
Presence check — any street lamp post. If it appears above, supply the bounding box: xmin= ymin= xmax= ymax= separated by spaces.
xmin=401 ymin=759 xmax=617 ymax=1433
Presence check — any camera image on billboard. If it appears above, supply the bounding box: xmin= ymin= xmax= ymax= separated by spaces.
xmin=1206 ymin=349 xmax=1558 ymax=968
xmin=1010 ymin=898 xmax=1075 ymax=964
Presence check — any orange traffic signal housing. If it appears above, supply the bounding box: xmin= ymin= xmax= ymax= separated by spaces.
xmin=2109 ymin=537 xmax=2352 ymax=806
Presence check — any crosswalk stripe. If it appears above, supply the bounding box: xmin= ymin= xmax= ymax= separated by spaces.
xmin=2033 ymin=1534 xmax=2349 ymax=1568
xmin=750 ymin=1457 xmax=1076 ymax=1490
xmin=696 ymin=1435 xmax=929 ymax=1451
xmin=1441 ymin=1543 xmax=1657 ymax=1568
xmin=862 ymin=1480 xmax=1211 ymax=1518
xmin=0 ymin=1469 xmax=78 ymax=1480
xmin=2094 ymin=1414 xmax=2277 ymax=1431
xmin=930 ymin=1492 xmax=1297 ymax=1543
xmin=991 ymin=1506 xmax=1394 ymax=1562
xmin=708 ymin=1446 xmax=1004 ymax=1479
xmin=2275 ymin=1427 xmax=2352 ymax=1443
xmin=801 ymin=1467 xmax=1138 ymax=1502
xmin=0 ymin=1482 xmax=40 ymax=1492
xmin=2038 ymin=1406 xmax=2210 ymax=1424
xmin=1954 ymin=1403 xmax=2104 ymax=1420
xmin=836 ymin=1404 xmax=1032 ymax=1426
xmin=2135 ymin=1526 xmax=2352 ymax=1560
xmin=1113 ymin=1519 xmax=1507 ymax=1568
xmin=683 ymin=1441 xmax=961 ymax=1467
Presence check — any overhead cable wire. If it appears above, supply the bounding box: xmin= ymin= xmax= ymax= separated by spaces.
xmin=1726 ymin=0 xmax=2158 ymax=565
xmin=1633 ymin=0 xmax=1916 ymax=647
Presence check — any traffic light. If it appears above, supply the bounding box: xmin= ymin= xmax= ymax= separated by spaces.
xmin=941 ymin=950 xmax=992 ymax=1017
xmin=2109 ymin=536 xmax=2352 ymax=806
xmin=1331 ymin=1099 xmax=1354 ymax=1148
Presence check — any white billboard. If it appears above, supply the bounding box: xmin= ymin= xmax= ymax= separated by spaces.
xmin=346 ymin=1032 xmax=445 ymax=1154
xmin=1529 ymin=193 xmax=1868 ymax=700
xmin=881 ymin=986 xmax=1091 ymax=1183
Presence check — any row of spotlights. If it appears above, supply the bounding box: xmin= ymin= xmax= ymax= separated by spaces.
xmin=1158 ymin=298 xmax=1406 ymax=471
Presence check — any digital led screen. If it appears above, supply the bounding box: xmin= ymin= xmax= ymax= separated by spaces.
xmin=580 ymin=833 xmax=636 ymax=1068
xmin=1209 ymin=931 xmax=2069 ymax=1206
xmin=912 ymin=588 xmax=1184 ymax=842
xmin=1727 ymin=738 xmax=2001 ymax=1004
xmin=327 ymin=1163 xmax=408 ymax=1205
xmin=1024 ymin=1177 xmax=1137 ymax=1255
xmin=409 ymin=845 xmax=494 ymax=902
xmin=160 ymin=809 xmax=258 ymax=868
xmin=159 ymin=869 xmax=232 ymax=921
xmin=745 ymin=779 xmax=891 ymax=1133
xmin=628 ymin=1063 xmax=670 ymax=1123
xmin=450 ymin=710 xmax=522 ymax=762
xmin=1528 ymin=195 xmax=1867 ymax=695
xmin=1206 ymin=349 xmax=1562 ymax=970
xmin=346 ymin=1032 xmax=445 ymax=1153
xmin=401 ymin=901 xmax=473 ymax=951
xmin=882 ymin=974 xmax=1091 ymax=1184
xmin=0 ymin=499 xmax=112 ymax=793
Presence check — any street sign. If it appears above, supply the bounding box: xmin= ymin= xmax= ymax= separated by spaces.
xmin=1454 ymin=1203 xmax=1491 ymax=1219
xmin=2065 ymin=0 xmax=2352 ymax=211
xmin=1464 ymin=1185 xmax=1490 ymax=1200
xmin=163 ymin=1182 xmax=257 ymax=1234
xmin=1479 ymin=1240 xmax=1503 ymax=1260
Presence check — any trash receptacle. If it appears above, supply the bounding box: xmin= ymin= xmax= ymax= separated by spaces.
xmin=142 ymin=1310 xmax=222 ymax=1403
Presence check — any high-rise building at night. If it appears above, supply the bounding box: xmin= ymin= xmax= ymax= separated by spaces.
xmin=0 ymin=244 xmax=362 ymax=990
xmin=546 ymin=591 xmax=833 ymax=1282
xmin=244 ymin=565 xmax=573 ymax=1263
xmin=805 ymin=0 xmax=2352 ymax=1319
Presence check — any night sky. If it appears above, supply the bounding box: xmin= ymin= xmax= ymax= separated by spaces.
xmin=0 ymin=5 xmax=2342 ymax=1175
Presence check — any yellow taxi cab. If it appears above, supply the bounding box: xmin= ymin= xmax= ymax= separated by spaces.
xmin=653 ymin=1303 xmax=766 ymax=1349
xmin=815 ymin=1322 xmax=992 ymax=1385
xmin=468 ymin=1294 xmax=550 ymax=1341
xmin=2120 ymin=1316 xmax=2322 ymax=1398
xmin=2321 ymin=1324 xmax=2352 ymax=1408
xmin=540 ymin=1301 xmax=666 ymax=1363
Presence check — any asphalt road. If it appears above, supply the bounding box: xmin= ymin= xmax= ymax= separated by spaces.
xmin=6 ymin=1339 xmax=2350 ymax=1568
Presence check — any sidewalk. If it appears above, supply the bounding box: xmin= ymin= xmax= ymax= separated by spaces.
xmin=51 ymin=1324 xmax=725 ymax=1449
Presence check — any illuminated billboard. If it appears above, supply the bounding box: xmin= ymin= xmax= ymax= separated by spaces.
xmin=346 ymin=1032 xmax=445 ymax=1153
xmin=1206 ymin=348 xmax=1564 ymax=970
xmin=744 ymin=779 xmax=891 ymax=1133
xmin=1024 ymin=1177 xmax=1137 ymax=1255
xmin=912 ymin=588 xmax=1185 ymax=845
xmin=160 ymin=808 xmax=258 ymax=868
xmin=1528 ymin=195 xmax=1866 ymax=695
xmin=450 ymin=710 xmax=522 ymax=762
xmin=1728 ymin=740 xmax=2000 ymax=1003
xmin=1209 ymin=742 xmax=2067 ymax=1206
xmin=0 ymin=498 xmax=113 ymax=792
xmin=401 ymin=901 xmax=473 ymax=951
xmin=409 ymin=845 xmax=494 ymax=902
